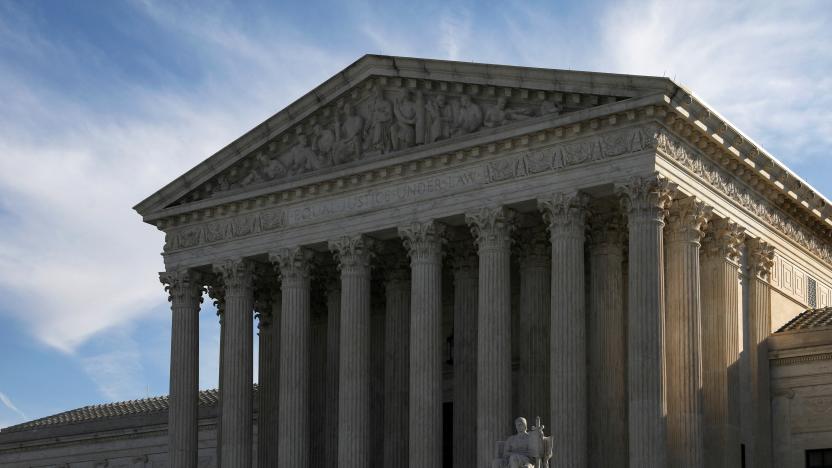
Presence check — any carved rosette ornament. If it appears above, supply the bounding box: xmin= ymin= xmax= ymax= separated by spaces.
xmin=398 ymin=220 xmax=447 ymax=264
xmin=538 ymin=191 xmax=590 ymax=239
xmin=701 ymin=218 xmax=745 ymax=263
xmin=747 ymin=238 xmax=775 ymax=281
xmin=616 ymin=174 xmax=676 ymax=225
xmin=665 ymin=197 xmax=713 ymax=245
xmin=465 ymin=206 xmax=516 ymax=252
xmin=159 ymin=269 xmax=205 ymax=307
xmin=328 ymin=235 xmax=376 ymax=275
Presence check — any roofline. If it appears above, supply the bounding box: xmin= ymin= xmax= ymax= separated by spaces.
xmin=133 ymin=54 xmax=675 ymax=216
xmin=133 ymin=54 xmax=831 ymax=232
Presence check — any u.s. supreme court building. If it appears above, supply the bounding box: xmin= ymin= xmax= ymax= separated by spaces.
xmin=2 ymin=55 xmax=832 ymax=468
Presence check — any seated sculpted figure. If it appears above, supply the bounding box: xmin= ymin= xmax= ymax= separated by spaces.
xmin=492 ymin=416 xmax=552 ymax=468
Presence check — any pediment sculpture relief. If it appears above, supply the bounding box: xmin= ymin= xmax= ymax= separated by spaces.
xmin=172 ymin=78 xmax=619 ymax=206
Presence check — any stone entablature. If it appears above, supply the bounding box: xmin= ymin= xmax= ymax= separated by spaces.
xmin=161 ymin=121 xmax=657 ymax=254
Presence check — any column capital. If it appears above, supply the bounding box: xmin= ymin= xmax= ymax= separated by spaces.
xmin=213 ymin=258 xmax=256 ymax=291
xmin=328 ymin=234 xmax=375 ymax=272
xmin=465 ymin=205 xmax=516 ymax=251
xmin=206 ymin=278 xmax=226 ymax=321
xmin=270 ymin=247 xmax=315 ymax=282
xmin=747 ymin=238 xmax=775 ymax=281
xmin=399 ymin=220 xmax=446 ymax=263
xmin=615 ymin=174 xmax=676 ymax=223
xmin=588 ymin=211 xmax=626 ymax=252
xmin=515 ymin=224 xmax=550 ymax=267
xmin=701 ymin=218 xmax=746 ymax=263
xmin=666 ymin=196 xmax=712 ymax=244
xmin=378 ymin=243 xmax=411 ymax=285
xmin=448 ymin=238 xmax=478 ymax=278
xmin=253 ymin=264 xmax=280 ymax=329
xmin=159 ymin=268 xmax=204 ymax=305
xmin=538 ymin=191 xmax=590 ymax=239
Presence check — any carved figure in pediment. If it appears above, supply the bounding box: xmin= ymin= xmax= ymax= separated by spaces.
xmin=313 ymin=123 xmax=336 ymax=165
xmin=391 ymin=90 xmax=425 ymax=150
xmin=453 ymin=95 xmax=483 ymax=135
xmin=334 ymin=102 xmax=364 ymax=164
xmin=364 ymin=86 xmax=394 ymax=154
xmin=240 ymin=151 xmax=285 ymax=186
xmin=539 ymin=100 xmax=562 ymax=117
xmin=283 ymin=133 xmax=321 ymax=175
xmin=425 ymin=94 xmax=452 ymax=143
xmin=484 ymin=97 xmax=535 ymax=128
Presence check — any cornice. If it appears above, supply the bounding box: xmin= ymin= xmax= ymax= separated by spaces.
xmin=655 ymin=124 xmax=832 ymax=266
xmin=664 ymin=92 xmax=832 ymax=228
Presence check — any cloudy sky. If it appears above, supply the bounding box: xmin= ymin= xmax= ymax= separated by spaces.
xmin=0 ymin=0 xmax=830 ymax=428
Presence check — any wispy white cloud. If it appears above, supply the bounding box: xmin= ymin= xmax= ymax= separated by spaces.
xmin=0 ymin=392 xmax=27 ymax=421
xmin=596 ymin=0 xmax=832 ymax=168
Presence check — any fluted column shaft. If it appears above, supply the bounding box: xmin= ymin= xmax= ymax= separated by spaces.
xmin=400 ymin=221 xmax=445 ymax=468
xmin=162 ymin=269 xmax=203 ymax=468
xmin=466 ymin=206 xmax=514 ymax=468
xmin=271 ymin=248 xmax=314 ymax=468
xmin=700 ymin=219 xmax=744 ymax=468
xmin=383 ymin=257 xmax=411 ymax=468
xmin=451 ymin=241 xmax=478 ymax=468
xmin=539 ymin=192 xmax=589 ymax=468
xmin=324 ymin=278 xmax=341 ymax=468
xmin=516 ymin=226 xmax=551 ymax=424
xmin=665 ymin=197 xmax=710 ymax=468
xmin=588 ymin=213 xmax=627 ymax=467
xmin=207 ymin=284 xmax=225 ymax=465
xmin=747 ymin=239 xmax=774 ymax=468
xmin=617 ymin=175 xmax=674 ymax=467
xmin=256 ymin=286 xmax=281 ymax=468
xmin=214 ymin=259 xmax=255 ymax=468
xmin=330 ymin=235 xmax=374 ymax=468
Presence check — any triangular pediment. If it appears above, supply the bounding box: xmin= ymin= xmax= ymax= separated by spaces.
xmin=134 ymin=55 xmax=676 ymax=220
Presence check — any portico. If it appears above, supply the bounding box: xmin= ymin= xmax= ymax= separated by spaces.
xmin=138 ymin=55 xmax=832 ymax=468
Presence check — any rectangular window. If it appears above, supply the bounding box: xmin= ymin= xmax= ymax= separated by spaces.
xmin=806 ymin=448 xmax=832 ymax=468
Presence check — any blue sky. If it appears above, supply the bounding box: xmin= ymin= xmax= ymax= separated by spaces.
xmin=0 ymin=0 xmax=830 ymax=428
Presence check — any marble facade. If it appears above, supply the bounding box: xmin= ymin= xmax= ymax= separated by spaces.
xmin=123 ymin=55 xmax=832 ymax=468
xmin=2 ymin=55 xmax=832 ymax=467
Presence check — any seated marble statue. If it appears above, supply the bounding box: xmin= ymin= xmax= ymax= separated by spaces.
xmin=492 ymin=416 xmax=552 ymax=468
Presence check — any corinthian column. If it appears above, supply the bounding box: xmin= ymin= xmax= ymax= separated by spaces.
xmin=665 ymin=196 xmax=711 ymax=468
xmin=213 ymin=258 xmax=256 ymax=467
xmin=516 ymin=224 xmax=551 ymax=425
xmin=270 ymin=248 xmax=314 ymax=468
xmin=206 ymin=282 xmax=225 ymax=465
xmin=450 ymin=238 xmax=478 ymax=468
xmin=539 ymin=192 xmax=589 ymax=467
xmin=255 ymin=271 xmax=281 ymax=468
xmin=399 ymin=221 xmax=445 ymax=468
xmin=466 ymin=206 xmax=514 ymax=468
xmin=324 ymin=271 xmax=341 ymax=468
xmin=616 ymin=174 xmax=674 ymax=468
xmin=700 ymin=218 xmax=744 ymax=468
xmin=747 ymin=238 xmax=774 ymax=468
xmin=381 ymin=248 xmax=411 ymax=468
xmin=161 ymin=268 xmax=203 ymax=468
xmin=329 ymin=235 xmax=375 ymax=468
xmin=587 ymin=211 xmax=627 ymax=467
